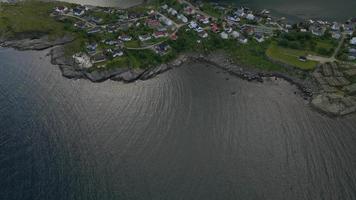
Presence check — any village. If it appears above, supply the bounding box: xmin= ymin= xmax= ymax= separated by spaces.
xmin=44 ymin=0 xmax=356 ymax=114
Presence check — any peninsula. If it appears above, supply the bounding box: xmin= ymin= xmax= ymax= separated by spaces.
xmin=0 ymin=0 xmax=356 ymax=116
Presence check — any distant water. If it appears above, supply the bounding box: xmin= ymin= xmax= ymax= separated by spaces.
xmin=1 ymin=0 xmax=353 ymax=21
xmin=222 ymin=0 xmax=356 ymax=21
xmin=1 ymin=47 xmax=356 ymax=199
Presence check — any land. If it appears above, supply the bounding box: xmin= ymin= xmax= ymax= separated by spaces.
xmin=0 ymin=0 xmax=356 ymax=116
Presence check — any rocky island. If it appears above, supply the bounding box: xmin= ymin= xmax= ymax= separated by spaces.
xmin=0 ymin=0 xmax=356 ymax=116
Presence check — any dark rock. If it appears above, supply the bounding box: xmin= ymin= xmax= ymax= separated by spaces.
xmin=111 ymin=69 xmax=144 ymax=83
xmin=2 ymin=34 xmax=74 ymax=51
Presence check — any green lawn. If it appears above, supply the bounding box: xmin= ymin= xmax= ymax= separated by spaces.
xmin=0 ymin=1 xmax=70 ymax=38
xmin=124 ymin=40 xmax=141 ymax=48
xmin=266 ymin=44 xmax=318 ymax=70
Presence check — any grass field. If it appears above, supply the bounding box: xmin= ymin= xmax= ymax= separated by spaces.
xmin=266 ymin=43 xmax=318 ymax=70
xmin=0 ymin=1 xmax=70 ymax=38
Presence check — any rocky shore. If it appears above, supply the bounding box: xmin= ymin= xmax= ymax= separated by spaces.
xmin=1 ymin=35 xmax=354 ymax=117
xmin=49 ymin=45 xmax=189 ymax=83
xmin=0 ymin=34 xmax=74 ymax=51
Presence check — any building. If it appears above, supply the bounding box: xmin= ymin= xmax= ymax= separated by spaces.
xmin=154 ymin=44 xmax=170 ymax=55
xmin=231 ymin=31 xmax=240 ymax=39
xmin=220 ymin=32 xmax=229 ymax=39
xmin=350 ymin=37 xmax=356 ymax=45
xmin=310 ymin=26 xmax=326 ymax=36
xmin=86 ymin=43 xmax=98 ymax=54
xmin=210 ymin=23 xmax=219 ymax=33
xmin=239 ymin=36 xmax=248 ymax=44
xmin=55 ymin=6 xmax=68 ymax=15
xmin=189 ymin=21 xmax=198 ymax=29
xmin=198 ymin=31 xmax=208 ymax=38
xmin=139 ymin=34 xmax=152 ymax=41
xmin=91 ymin=53 xmax=107 ymax=64
xmin=153 ymin=31 xmax=168 ymax=39
xmin=112 ymin=49 xmax=124 ymax=58
xmin=246 ymin=14 xmax=255 ymax=21
xmin=119 ymin=35 xmax=132 ymax=42
xmin=177 ymin=14 xmax=188 ymax=23
xmin=73 ymin=7 xmax=85 ymax=16
xmin=331 ymin=31 xmax=341 ymax=39
xmin=254 ymin=33 xmax=265 ymax=43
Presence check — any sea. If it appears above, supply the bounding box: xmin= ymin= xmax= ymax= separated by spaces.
xmin=1 ymin=0 xmax=356 ymax=199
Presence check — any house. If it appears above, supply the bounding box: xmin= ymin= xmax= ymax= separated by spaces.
xmin=112 ymin=49 xmax=124 ymax=58
xmin=86 ymin=43 xmax=98 ymax=54
xmin=177 ymin=14 xmax=188 ymax=23
xmin=87 ymin=27 xmax=101 ymax=34
xmin=198 ymin=31 xmax=208 ymax=38
xmin=246 ymin=14 xmax=255 ymax=21
xmin=154 ymin=44 xmax=170 ymax=55
xmin=300 ymin=28 xmax=307 ymax=32
xmin=224 ymin=26 xmax=233 ymax=33
xmin=167 ymin=8 xmax=178 ymax=16
xmin=234 ymin=8 xmax=245 ymax=17
xmin=331 ymin=31 xmax=341 ymax=39
xmin=299 ymin=56 xmax=307 ymax=62
xmin=189 ymin=21 xmax=198 ymax=29
xmin=74 ymin=21 xmax=86 ymax=29
xmin=331 ymin=22 xmax=341 ymax=31
xmin=343 ymin=24 xmax=354 ymax=35
xmin=196 ymin=15 xmax=209 ymax=25
xmin=161 ymin=4 xmax=168 ymax=10
xmin=350 ymin=37 xmax=356 ymax=45
xmin=139 ymin=34 xmax=152 ymax=41
xmin=220 ymin=32 xmax=229 ymax=39
xmin=55 ymin=6 xmax=68 ymax=14
xmin=153 ymin=31 xmax=168 ymax=39
xmin=210 ymin=23 xmax=219 ymax=33
xmin=146 ymin=19 xmax=161 ymax=28
xmin=348 ymin=52 xmax=356 ymax=60
xmin=119 ymin=35 xmax=132 ymax=42
xmin=184 ymin=7 xmax=195 ymax=15
xmin=254 ymin=33 xmax=265 ymax=43
xmin=73 ymin=7 xmax=85 ymax=16
xmin=91 ymin=53 xmax=107 ymax=64
xmin=195 ymin=27 xmax=204 ymax=33
xmin=160 ymin=17 xmax=173 ymax=26
xmin=227 ymin=16 xmax=240 ymax=23
xmin=90 ymin=17 xmax=103 ymax=25
xmin=310 ymin=26 xmax=325 ymax=36
xmin=231 ymin=31 xmax=240 ymax=39
xmin=239 ymin=36 xmax=248 ymax=44
xmin=242 ymin=26 xmax=255 ymax=36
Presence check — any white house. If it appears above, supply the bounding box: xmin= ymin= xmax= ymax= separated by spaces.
xmin=220 ymin=32 xmax=229 ymax=39
xmin=239 ymin=36 xmax=248 ymax=44
xmin=231 ymin=31 xmax=240 ymax=39
xmin=55 ymin=6 xmax=68 ymax=14
xmin=350 ymin=37 xmax=356 ymax=45
xmin=198 ymin=31 xmax=208 ymax=38
xmin=189 ymin=21 xmax=198 ymax=29
xmin=177 ymin=14 xmax=188 ymax=23
xmin=139 ymin=35 xmax=152 ymax=41
xmin=246 ymin=14 xmax=255 ymax=21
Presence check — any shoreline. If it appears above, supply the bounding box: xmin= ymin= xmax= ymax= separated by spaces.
xmin=2 ymin=40 xmax=355 ymax=117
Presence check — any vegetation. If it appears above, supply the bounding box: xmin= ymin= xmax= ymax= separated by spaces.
xmin=275 ymin=31 xmax=337 ymax=57
xmin=0 ymin=1 xmax=70 ymax=38
xmin=266 ymin=43 xmax=318 ymax=70
xmin=200 ymin=3 xmax=224 ymax=18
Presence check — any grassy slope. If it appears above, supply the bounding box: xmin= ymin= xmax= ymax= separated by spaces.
xmin=0 ymin=1 xmax=70 ymax=38
xmin=266 ymin=43 xmax=318 ymax=70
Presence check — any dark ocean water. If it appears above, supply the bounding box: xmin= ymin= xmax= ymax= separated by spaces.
xmin=222 ymin=0 xmax=356 ymax=21
xmin=0 ymin=48 xmax=356 ymax=199
xmin=40 ymin=0 xmax=356 ymax=21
